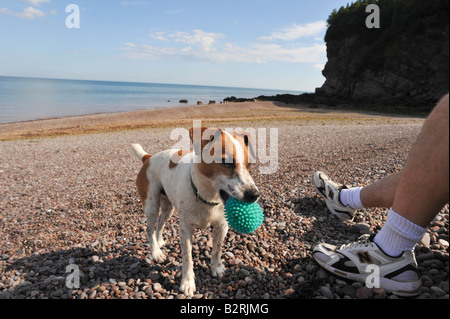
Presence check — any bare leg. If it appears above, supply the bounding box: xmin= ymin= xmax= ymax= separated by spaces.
xmin=360 ymin=172 xmax=401 ymax=208
xmin=393 ymin=94 xmax=449 ymax=227
xmin=359 ymin=94 xmax=449 ymax=219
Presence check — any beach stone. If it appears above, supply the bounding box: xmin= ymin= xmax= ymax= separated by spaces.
xmin=430 ymin=286 xmax=446 ymax=297
xmin=276 ymin=222 xmax=286 ymax=231
xmin=417 ymin=252 xmax=434 ymax=262
xmin=320 ymin=285 xmax=334 ymax=299
xmin=356 ymin=223 xmax=372 ymax=235
xmin=420 ymin=233 xmax=431 ymax=247
xmin=373 ymin=288 xmax=387 ymax=298
xmin=285 ymin=288 xmax=295 ymax=296
xmin=51 ymin=289 xmax=64 ymax=298
xmin=356 ymin=286 xmax=374 ymax=299
xmin=341 ymin=286 xmax=356 ymax=298
xmin=316 ymin=269 xmax=329 ymax=280
xmin=421 ymin=275 xmax=433 ymax=287
xmin=438 ymin=239 xmax=449 ymax=248
xmin=98 ymin=285 xmax=107 ymax=292
xmin=0 ymin=291 xmax=11 ymax=299
xmin=153 ymin=283 xmax=162 ymax=292
xmin=439 ymin=281 xmax=449 ymax=293
xmin=240 ymin=268 xmax=251 ymax=277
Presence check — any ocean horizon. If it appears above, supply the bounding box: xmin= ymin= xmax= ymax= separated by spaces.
xmin=0 ymin=76 xmax=304 ymax=124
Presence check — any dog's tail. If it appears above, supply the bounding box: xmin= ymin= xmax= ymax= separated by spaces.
xmin=131 ymin=144 xmax=152 ymax=163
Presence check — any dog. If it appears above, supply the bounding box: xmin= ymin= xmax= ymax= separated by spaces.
xmin=131 ymin=126 xmax=260 ymax=296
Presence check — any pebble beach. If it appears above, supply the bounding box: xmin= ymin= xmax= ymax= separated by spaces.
xmin=0 ymin=102 xmax=448 ymax=300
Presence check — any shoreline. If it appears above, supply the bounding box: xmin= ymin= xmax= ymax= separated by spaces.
xmin=0 ymin=101 xmax=424 ymax=141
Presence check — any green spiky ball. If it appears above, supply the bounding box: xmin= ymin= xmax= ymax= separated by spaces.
xmin=224 ymin=197 xmax=264 ymax=234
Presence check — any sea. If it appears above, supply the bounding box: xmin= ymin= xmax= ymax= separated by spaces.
xmin=0 ymin=76 xmax=303 ymax=124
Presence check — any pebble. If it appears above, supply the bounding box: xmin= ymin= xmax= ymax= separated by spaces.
xmin=51 ymin=289 xmax=64 ymax=298
xmin=285 ymin=288 xmax=295 ymax=296
xmin=438 ymin=239 xmax=449 ymax=248
xmin=320 ymin=286 xmax=334 ymax=299
xmin=420 ymin=233 xmax=431 ymax=247
xmin=421 ymin=275 xmax=433 ymax=287
xmin=431 ymin=286 xmax=446 ymax=297
xmin=153 ymin=283 xmax=162 ymax=292
xmin=356 ymin=287 xmax=374 ymax=299
xmin=341 ymin=286 xmax=356 ymax=298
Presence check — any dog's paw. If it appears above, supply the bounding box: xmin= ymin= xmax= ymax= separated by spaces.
xmin=180 ymin=276 xmax=196 ymax=297
xmin=151 ymin=249 xmax=166 ymax=263
xmin=211 ymin=263 xmax=226 ymax=278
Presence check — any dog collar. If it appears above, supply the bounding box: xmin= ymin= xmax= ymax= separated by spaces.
xmin=190 ymin=174 xmax=221 ymax=206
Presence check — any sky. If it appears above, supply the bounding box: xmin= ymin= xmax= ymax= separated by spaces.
xmin=0 ymin=0 xmax=352 ymax=91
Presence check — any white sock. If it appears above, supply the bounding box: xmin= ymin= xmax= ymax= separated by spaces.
xmin=374 ymin=208 xmax=427 ymax=257
xmin=339 ymin=187 xmax=364 ymax=210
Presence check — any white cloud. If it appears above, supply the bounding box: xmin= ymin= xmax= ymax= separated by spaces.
xmin=123 ymin=24 xmax=327 ymax=64
xmin=259 ymin=21 xmax=327 ymax=41
xmin=313 ymin=64 xmax=325 ymax=70
xmin=150 ymin=30 xmax=225 ymax=52
xmin=149 ymin=32 xmax=168 ymax=41
xmin=16 ymin=0 xmax=51 ymax=6
xmin=0 ymin=6 xmax=55 ymax=19
xmin=122 ymin=37 xmax=325 ymax=64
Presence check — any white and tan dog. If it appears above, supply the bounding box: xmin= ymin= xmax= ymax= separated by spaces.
xmin=131 ymin=126 xmax=260 ymax=296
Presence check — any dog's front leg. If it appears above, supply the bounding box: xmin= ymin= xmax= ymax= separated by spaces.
xmin=179 ymin=224 xmax=196 ymax=296
xmin=211 ymin=221 xmax=228 ymax=278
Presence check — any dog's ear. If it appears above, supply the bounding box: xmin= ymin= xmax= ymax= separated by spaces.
xmin=189 ymin=127 xmax=221 ymax=155
xmin=234 ymin=131 xmax=256 ymax=164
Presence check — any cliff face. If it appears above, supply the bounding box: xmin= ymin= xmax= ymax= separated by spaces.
xmin=316 ymin=0 xmax=449 ymax=108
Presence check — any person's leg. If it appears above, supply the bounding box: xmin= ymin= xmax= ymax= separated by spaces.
xmin=373 ymin=94 xmax=449 ymax=257
xmin=342 ymin=94 xmax=449 ymax=214
xmin=359 ymin=172 xmax=401 ymax=208
xmin=339 ymin=172 xmax=402 ymax=210
xmin=313 ymin=94 xmax=449 ymax=296
xmin=392 ymin=94 xmax=449 ymax=227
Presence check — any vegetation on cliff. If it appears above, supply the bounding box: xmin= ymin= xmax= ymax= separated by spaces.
xmin=326 ymin=0 xmax=448 ymax=74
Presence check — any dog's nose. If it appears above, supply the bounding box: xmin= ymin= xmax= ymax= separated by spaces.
xmin=243 ymin=189 xmax=260 ymax=203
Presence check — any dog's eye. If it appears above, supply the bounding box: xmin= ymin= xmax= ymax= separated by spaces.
xmin=221 ymin=158 xmax=236 ymax=169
